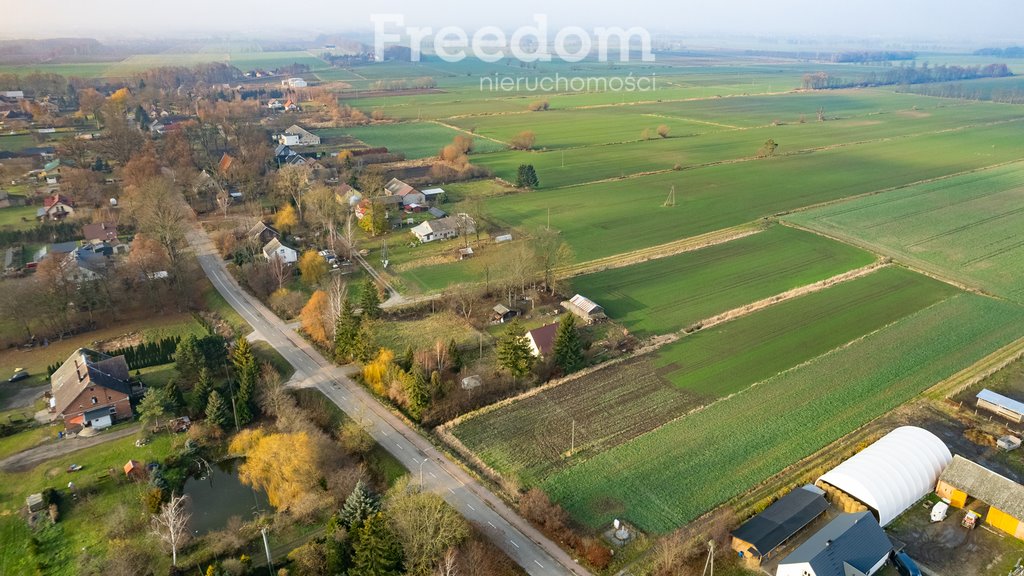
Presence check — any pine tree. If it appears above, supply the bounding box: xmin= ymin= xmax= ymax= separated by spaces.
xmin=447 ymin=338 xmax=463 ymax=373
xmin=231 ymin=338 xmax=258 ymax=425
xmin=350 ymin=512 xmax=403 ymax=576
xmin=334 ymin=298 xmax=361 ymax=363
xmin=398 ymin=346 xmax=415 ymax=372
xmin=353 ymin=319 xmax=376 ymax=364
xmin=516 ymin=164 xmax=539 ymax=188
xmin=404 ymin=369 xmax=430 ymax=421
xmin=553 ymin=312 xmax=585 ymax=375
xmin=174 ymin=334 xmax=204 ymax=388
xmin=190 ymin=367 xmax=213 ymax=416
xmin=339 ymin=480 xmax=380 ymax=530
xmin=360 ymin=278 xmax=382 ymax=318
xmin=497 ymin=320 xmax=534 ymax=381
xmin=205 ymin=390 xmax=230 ymax=430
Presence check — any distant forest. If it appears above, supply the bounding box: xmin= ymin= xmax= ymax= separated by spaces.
xmin=975 ymin=47 xmax=1024 ymax=58
xmin=802 ymin=63 xmax=1012 ymax=90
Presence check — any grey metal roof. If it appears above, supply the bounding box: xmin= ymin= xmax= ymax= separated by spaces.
xmin=778 ymin=512 xmax=893 ymax=576
xmin=731 ymin=485 xmax=829 ymax=557
xmin=977 ymin=388 xmax=1024 ymax=416
xmin=939 ymin=455 xmax=1024 ymax=519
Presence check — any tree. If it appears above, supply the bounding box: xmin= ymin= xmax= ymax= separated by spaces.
xmin=515 ymin=164 xmax=539 ymax=188
xmin=174 ymin=334 xmax=204 ymax=388
xmin=334 ymin=298 xmax=361 ymax=363
xmin=351 ymin=512 xmax=404 ymax=576
xmin=553 ymin=313 xmax=585 ymax=375
xmin=151 ymin=493 xmax=191 ymax=567
xmin=339 ymin=420 xmax=375 ymax=456
xmin=77 ymin=87 xmax=105 ymax=121
xmin=447 ymin=339 xmax=463 ymax=373
xmin=757 ymin=138 xmax=779 ymax=158
xmin=274 ymin=164 xmax=311 ymax=222
xmin=404 ymin=369 xmax=430 ymax=421
xmin=57 ymin=136 xmax=93 ymax=168
xmin=205 ymin=390 xmax=230 ymax=430
xmin=657 ymin=124 xmax=671 ymax=138
xmin=298 ymin=250 xmax=328 ymax=285
xmin=360 ymin=278 xmax=382 ymax=318
xmin=496 ymin=320 xmax=534 ymax=381
xmin=386 ymin=481 xmax=469 ymax=576
xmin=641 ymin=128 xmax=651 ymax=140
xmin=532 ymin=227 xmax=573 ymax=293
xmin=357 ymin=200 xmax=387 ymax=236
xmin=274 ymin=203 xmax=298 ymax=234
xmin=190 ymin=367 xmax=213 ymax=416
xmin=300 ymin=290 xmax=331 ymax=345
xmin=340 ymin=480 xmax=380 ymax=529
xmin=229 ymin=429 xmax=323 ymax=511
xmin=509 ymin=130 xmax=536 ymax=150
xmin=138 ymin=385 xmax=172 ymax=433
xmin=232 ymin=338 xmax=259 ymax=426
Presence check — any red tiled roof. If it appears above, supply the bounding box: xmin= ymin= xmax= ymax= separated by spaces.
xmin=43 ymin=194 xmax=73 ymax=208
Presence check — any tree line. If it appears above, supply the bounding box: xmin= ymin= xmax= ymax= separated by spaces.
xmin=802 ymin=63 xmax=1012 ymax=90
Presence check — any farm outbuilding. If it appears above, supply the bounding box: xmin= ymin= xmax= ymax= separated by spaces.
xmin=815 ymin=426 xmax=952 ymax=526
xmin=976 ymin=388 xmax=1024 ymax=423
xmin=776 ymin=511 xmax=893 ymax=576
xmin=730 ymin=484 xmax=829 ymax=567
xmin=935 ymin=455 xmax=1024 ymax=540
xmin=561 ymin=294 xmax=606 ymax=324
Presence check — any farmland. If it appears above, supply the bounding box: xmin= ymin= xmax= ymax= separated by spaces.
xmin=568 ymin=225 xmax=875 ymax=336
xmin=452 ymin=266 xmax=957 ymax=484
xmin=331 ymin=121 xmax=506 ymax=159
xmin=542 ymin=293 xmax=1024 ymax=533
xmin=786 ymin=161 xmax=1024 ymax=303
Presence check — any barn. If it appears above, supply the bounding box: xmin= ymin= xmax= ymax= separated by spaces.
xmin=935 ymin=455 xmax=1024 ymax=540
xmin=976 ymin=388 xmax=1024 ymax=423
xmin=815 ymin=426 xmax=952 ymax=526
xmin=561 ymin=294 xmax=606 ymax=324
xmin=730 ymin=484 xmax=829 ymax=567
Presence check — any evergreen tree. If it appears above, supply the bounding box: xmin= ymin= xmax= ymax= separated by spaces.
xmin=516 ymin=164 xmax=539 ymax=188
xmin=205 ymin=390 xmax=230 ymax=430
xmin=334 ymin=298 xmax=361 ymax=363
xmin=174 ymin=334 xmax=204 ymax=388
xmin=446 ymin=338 xmax=463 ymax=373
xmin=360 ymin=278 xmax=382 ymax=318
xmin=350 ymin=512 xmax=403 ymax=576
xmin=398 ymin=346 xmax=415 ymax=372
xmin=553 ymin=312 xmax=585 ymax=375
xmin=190 ymin=367 xmax=213 ymax=416
xmin=231 ymin=338 xmax=259 ymax=425
xmin=138 ymin=385 xmax=172 ymax=433
xmin=339 ymin=480 xmax=380 ymax=530
xmin=404 ymin=369 xmax=430 ymax=421
xmin=496 ymin=320 xmax=534 ymax=381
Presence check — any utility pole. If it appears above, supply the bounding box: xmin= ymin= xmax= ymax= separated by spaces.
xmin=570 ymin=419 xmax=575 ymax=456
xmin=261 ymin=526 xmax=273 ymax=575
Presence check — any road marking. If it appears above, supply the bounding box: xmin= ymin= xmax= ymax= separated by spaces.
xmin=428 ymin=471 xmax=437 ymax=479
xmin=510 ymin=540 xmax=520 ymax=549
xmin=467 ymin=504 xmax=476 ymax=511
xmin=449 ymin=488 xmax=456 ymax=494
xmin=534 ymin=560 xmax=544 ymax=568
xmin=487 ymin=521 xmax=496 ymax=528
xmin=395 ymin=443 xmax=403 ymax=450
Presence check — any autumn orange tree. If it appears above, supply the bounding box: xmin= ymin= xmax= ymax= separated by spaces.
xmin=298 ymin=250 xmax=327 ymax=285
xmin=274 ymin=203 xmax=298 ymax=234
xmin=300 ymin=290 xmax=330 ymax=345
xmin=229 ymin=429 xmax=323 ymax=511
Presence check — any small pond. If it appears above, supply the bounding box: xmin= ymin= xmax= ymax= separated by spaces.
xmin=183 ymin=458 xmax=268 ymax=535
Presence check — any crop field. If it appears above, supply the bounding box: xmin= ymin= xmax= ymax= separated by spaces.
xmin=542 ymin=293 xmax=1024 ymax=533
xmin=569 ymin=225 xmax=875 ymax=336
xmin=452 ymin=266 xmax=956 ymax=484
xmin=786 ymin=162 xmax=1024 ymax=302
xmin=335 ymin=121 xmax=506 ymax=159
xmin=897 ymin=75 xmax=1024 ymax=102
xmin=479 ymin=120 xmax=1024 ymax=263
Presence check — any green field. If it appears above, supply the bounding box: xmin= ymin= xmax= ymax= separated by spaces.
xmin=542 ymin=293 xmax=1024 ymax=532
xmin=569 ymin=225 xmax=875 ymax=336
xmin=325 ymin=121 xmax=506 ymax=159
xmin=787 ymin=161 xmax=1024 ymax=303
xmin=480 ymin=120 xmax=1024 ymax=263
xmin=452 ymin=267 xmax=956 ymax=485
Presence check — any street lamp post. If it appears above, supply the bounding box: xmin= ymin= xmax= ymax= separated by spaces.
xmin=418 ymin=457 xmax=430 ymax=490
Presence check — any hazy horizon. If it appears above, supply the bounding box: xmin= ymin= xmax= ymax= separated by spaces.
xmin=3 ymin=0 xmax=1024 ymax=46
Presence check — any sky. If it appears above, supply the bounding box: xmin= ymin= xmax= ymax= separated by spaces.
xmin=2 ymin=0 xmax=1023 ymax=43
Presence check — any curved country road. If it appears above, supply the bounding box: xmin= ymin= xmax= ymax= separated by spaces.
xmin=188 ymin=227 xmax=588 ymax=576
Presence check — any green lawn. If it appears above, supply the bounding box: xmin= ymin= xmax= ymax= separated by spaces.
xmin=542 ymin=293 xmax=1024 ymax=533
xmin=323 ymin=121 xmax=506 ymax=159
xmin=372 ymin=311 xmax=481 ymax=353
xmin=570 ymin=225 xmax=876 ymax=336
xmin=787 ymin=161 xmax=1024 ymax=303
xmin=0 ymin=204 xmax=40 ymax=231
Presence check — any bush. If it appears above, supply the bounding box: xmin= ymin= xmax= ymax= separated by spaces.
xmin=269 ymin=289 xmax=306 ymax=319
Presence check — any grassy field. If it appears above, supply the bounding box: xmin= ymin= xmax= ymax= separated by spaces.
xmin=372 ymin=311 xmax=481 ymax=352
xmin=320 ymin=121 xmax=506 ymax=159
xmin=452 ymin=267 xmax=956 ymax=485
xmin=543 ymin=293 xmax=1024 ymax=533
xmin=0 ymin=204 xmax=39 ymax=231
xmin=786 ymin=161 xmax=1024 ymax=303
xmin=480 ymin=120 xmax=1024 ymax=263
xmin=569 ymin=225 xmax=875 ymax=336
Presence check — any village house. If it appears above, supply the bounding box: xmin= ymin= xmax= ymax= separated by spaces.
xmin=59 ymin=247 xmax=110 ymax=283
xmin=262 ymin=238 xmax=298 ymax=264
xmin=282 ymin=77 xmax=308 ymax=88
xmin=267 ymin=99 xmax=284 ymax=110
xmin=335 ymin=183 xmax=361 ymax=206
xmin=248 ymin=221 xmax=281 ymax=245
xmin=50 ymin=348 xmax=134 ymax=431
xmin=527 ymin=323 xmax=559 ymax=358
xmin=411 ymin=217 xmax=459 ymax=243
xmin=277 ymin=125 xmax=321 ymax=147
xmin=274 ymin=144 xmax=307 ymax=167
xmin=82 ymin=222 xmax=118 ymax=243
xmin=385 ymin=178 xmax=426 ymax=205
xmin=38 ymin=193 xmax=75 ymax=221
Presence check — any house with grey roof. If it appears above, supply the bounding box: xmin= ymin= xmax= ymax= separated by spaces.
xmin=731 ymin=484 xmax=830 ymax=566
xmin=775 ymin=511 xmax=893 ymax=576
xmin=50 ymin=348 xmax=134 ymax=431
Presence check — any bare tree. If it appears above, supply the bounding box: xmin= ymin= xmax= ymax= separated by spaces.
xmin=437 ymin=547 xmax=459 ymax=576
xmin=274 ymin=164 xmax=311 ymax=222
xmin=326 ymin=275 xmax=349 ymax=341
xmin=445 ymin=283 xmax=480 ymax=321
xmin=267 ymin=254 xmax=290 ymax=292
xmin=151 ymin=493 xmax=191 ymax=566
xmin=216 ymin=186 xmax=232 ymax=218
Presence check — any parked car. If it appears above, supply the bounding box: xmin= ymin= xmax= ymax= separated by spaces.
xmin=893 ymin=551 xmax=922 ymax=576
xmin=8 ymin=368 xmax=29 ymax=382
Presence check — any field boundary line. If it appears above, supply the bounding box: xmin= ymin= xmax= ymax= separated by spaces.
xmin=926 ymin=335 xmax=1024 ymax=400
xmin=429 ymin=119 xmax=509 ymax=146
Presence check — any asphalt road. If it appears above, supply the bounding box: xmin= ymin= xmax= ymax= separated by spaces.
xmin=188 ymin=228 xmax=588 ymax=576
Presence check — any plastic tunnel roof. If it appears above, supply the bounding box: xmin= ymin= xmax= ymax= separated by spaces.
xmin=818 ymin=426 xmax=952 ymax=527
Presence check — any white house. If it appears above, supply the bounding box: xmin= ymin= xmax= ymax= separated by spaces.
xmin=278 ymin=125 xmax=321 ymax=147
xmin=411 ymin=217 xmax=458 ymax=243
xmin=2 ymin=90 xmax=24 ymax=100
xmin=776 ymin=512 xmax=893 ymax=576
xmin=267 ymin=99 xmax=284 ymax=110
xmin=262 ymin=238 xmax=298 ymax=264
xmin=283 ymin=77 xmax=308 ymax=88
xmin=526 ymin=323 xmax=559 ymax=358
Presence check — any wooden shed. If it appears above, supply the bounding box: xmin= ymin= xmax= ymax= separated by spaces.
xmin=124 ymin=460 xmax=146 ymax=481
xmin=935 ymin=455 xmax=1024 ymax=540
xmin=976 ymin=388 xmax=1024 ymax=423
